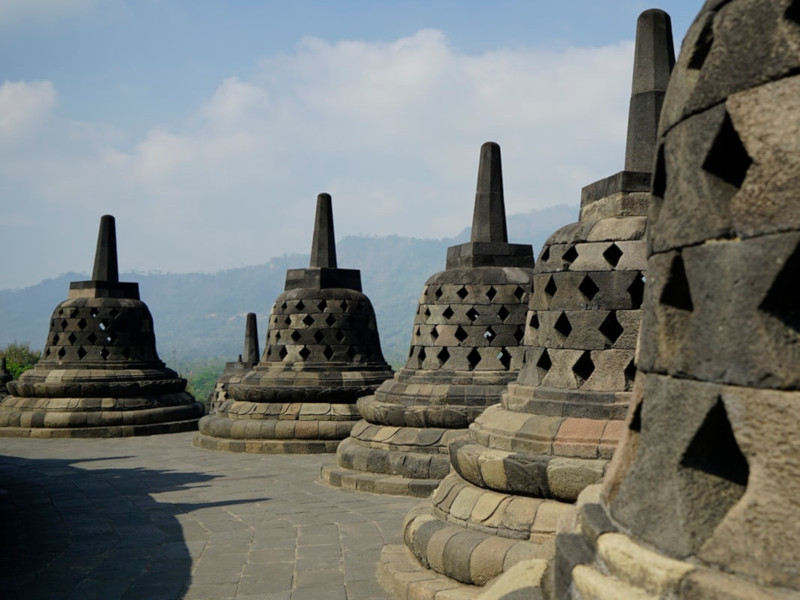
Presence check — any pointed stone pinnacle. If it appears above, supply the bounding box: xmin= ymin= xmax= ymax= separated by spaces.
xmin=243 ymin=312 xmax=260 ymax=364
xmin=309 ymin=193 xmax=337 ymax=269
xmin=92 ymin=214 xmax=119 ymax=282
xmin=624 ymin=9 xmax=675 ymax=173
xmin=471 ymin=142 xmax=508 ymax=244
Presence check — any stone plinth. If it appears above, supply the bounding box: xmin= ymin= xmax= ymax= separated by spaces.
xmin=194 ymin=194 xmax=393 ymax=453
xmin=553 ymin=2 xmax=800 ymax=598
xmin=0 ymin=216 xmax=203 ymax=437
xmin=207 ymin=312 xmax=260 ymax=413
xmin=380 ymin=11 xmax=674 ymax=597
xmin=322 ymin=142 xmax=535 ymax=497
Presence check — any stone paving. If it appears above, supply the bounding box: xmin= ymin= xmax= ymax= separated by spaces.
xmin=0 ymin=431 xmax=420 ymax=600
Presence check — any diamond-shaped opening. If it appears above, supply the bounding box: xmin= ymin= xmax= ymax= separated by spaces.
xmin=652 ymin=143 xmax=667 ymax=199
xmin=437 ymin=347 xmax=450 ymax=364
xmin=466 ymin=348 xmax=481 ymax=371
xmin=109 ymin=308 xmax=119 ymax=318
xmin=284 ymin=316 xmax=292 ymax=325
xmin=418 ymin=347 xmax=427 ymax=365
xmin=624 ymin=359 xmax=637 ymax=391
xmin=67 ymin=332 xmax=77 ymax=344
xmin=296 ymin=300 xmax=305 ymax=311
xmin=274 ymin=317 xmax=278 ymax=324
xmin=291 ymin=330 xmax=301 ymax=342
xmin=788 ymin=0 xmax=800 ymax=23
xmin=544 ymin=276 xmax=557 ymax=297
xmin=498 ymin=348 xmax=512 ymax=370
xmin=536 ymin=349 xmax=552 ymax=373
xmin=629 ymin=399 xmax=642 ymax=432
xmin=323 ymin=346 xmax=334 ymax=361
xmin=514 ymin=286 xmax=525 ymax=301
xmin=279 ymin=346 xmax=288 ymax=360
xmin=434 ymin=287 xmax=443 ymax=299
xmin=572 ymin=351 xmax=595 ymax=385
xmin=759 ymin=241 xmax=800 ymax=332
xmin=61 ymin=319 xmax=68 ymax=330
xmin=498 ymin=306 xmax=510 ymax=321
xmin=424 ymin=307 xmax=432 ymax=318
xmin=52 ymin=334 xmax=60 ymax=345
xmin=281 ymin=301 xmax=288 ymax=310
xmin=554 ymin=312 xmax=572 ymax=338
xmin=317 ymin=300 xmax=328 ymax=312
xmin=70 ymin=308 xmax=79 ymax=317
xmin=90 ymin=308 xmax=99 ymax=318
xmin=325 ymin=314 xmax=336 ymax=327
xmin=484 ymin=326 xmax=495 ymax=341
xmin=562 ymin=245 xmax=578 ymax=263
xmin=408 ymin=346 xmax=414 ymax=358
xmin=275 ymin=331 xmax=282 ymax=342
xmin=529 ymin=313 xmax=539 ymax=329
xmin=340 ymin=300 xmax=349 ymax=311
xmin=302 ymin=314 xmax=314 ymax=326
xmin=466 ymin=308 xmax=479 ymax=322
xmin=687 ymin=16 xmax=714 ymax=70
xmin=314 ymin=330 xmax=325 ymax=343
xmin=603 ymin=244 xmax=623 ymax=268
xmin=430 ymin=326 xmax=439 ymax=340
xmin=100 ymin=347 xmax=109 ymax=360
xmin=540 ymin=247 xmax=550 ymax=262
xmin=455 ymin=326 xmax=468 ymax=343
xmin=703 ymin=112 xmax=752 ymax=189
xmin=335 ymin=330 xmax=346 ymax=343
xmin=76 ymin=346 xmax=87 ymax=360
xmin=347 ymin=346 xmax=356 ymax=360
xmin=485 ymin=286 xmax=497 ymax=301
xmin=298 ymin=346 xmax=311 ymax=361
xmin=456 ymin=286 xmax=468 ymax=300
xmin=514 ymin=326 xmax=524 ymax=344
xmin=57 ymin=347 xmax=66 ymax=359
xmin=266 ymin=348 xmax=272 ymax=358
xmin=121 ymin=347 xmax=131 ymax=359
xmin=661 ymin=254 xmax=694 ymax=311
xmin=45 ymin=349 xmax=51 ymax=357
xmin=599 ymin=311 xmax=624 ymax=345
xmin=442 ymin=306 xmax=454 ymax=320
xmin=77 ymin=318 xmax=87 ymax=330
xmin=628 ymin=272 xmax=646 ymax=309
xmin=579 ymin=275 xmax=600 ymax=300
xmin=57 ymin=309 xmax=64 ymax=316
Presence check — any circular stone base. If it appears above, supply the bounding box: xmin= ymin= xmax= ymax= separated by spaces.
xmin=0 ymin=417 xmax=200 ymax=438
xmin=320 ymin=465 xmax=440 ymax=497
xmin=192 ymin=432 xmax=340 ymax=454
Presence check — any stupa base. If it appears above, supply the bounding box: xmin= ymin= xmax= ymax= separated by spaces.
xmin=321 ymin=465 xmax=441 ymax=497
xmin=0 ymin=417 xmax=200 ymax=438
xmin=192 ymin=432 xmax=341 ymax=454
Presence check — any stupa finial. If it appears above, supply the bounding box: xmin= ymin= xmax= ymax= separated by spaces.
xmin=470 ymin=142 xmax=508 ymax=243
xmin=243 ymin=313 xmax=259 ymax=364
xmin=624 ymin=9 xmax=675 ymax=172
xmin=309 ymin=193 xmax=337 ymax=269
xmin=92 ymin=214 xmax=119 ymax=282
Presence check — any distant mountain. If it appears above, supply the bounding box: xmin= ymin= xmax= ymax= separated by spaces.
xmin=0 ymin=205 xmax=577 ymax=367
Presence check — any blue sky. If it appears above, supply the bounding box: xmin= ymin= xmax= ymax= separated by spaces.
xmin=1 ymin=1 xmax=700 ymax=289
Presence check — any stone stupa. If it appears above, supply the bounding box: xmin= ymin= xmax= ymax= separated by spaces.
xmin=0 ymin=215 xmax=203 ymax=437
xmin=322 ymin=142 xmax=535 ymax=497
xmin=207 ymin=312 xmax=260 ymax=414
xmin=378 ymin=10 xmax=674 ymax=597
xmin=554 ymin=1 xmax=800 ymax=598
xmin=0 ymin=358 xmax=11 ymax=398
xmin=194 ymin=194 xmax=393 ymax=453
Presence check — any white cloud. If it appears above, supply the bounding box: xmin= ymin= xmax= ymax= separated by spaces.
xmin=0 ymin=29 xmax=635 ymax=289
xmin=0 ymin=80 xmax=56 ymax=140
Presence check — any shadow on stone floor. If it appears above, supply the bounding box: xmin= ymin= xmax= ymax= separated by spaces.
xmin=0 ymin=454 xmax=268 ymax=600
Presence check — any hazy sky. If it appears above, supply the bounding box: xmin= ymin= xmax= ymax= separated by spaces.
xmin=1 ymin=1 xmax=700 ymax=289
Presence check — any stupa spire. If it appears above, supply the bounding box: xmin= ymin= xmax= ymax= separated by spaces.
xmin=309 ymin=193 xmax=337 ymax=269
xmin=624 ymin=9 xmax=675 ymax=172
xmin=92 ymin=214 xmax=119 ymax=283
xmin=470 ymin=142 xmax=508 ymax=243
xmin=242 ymin=312 xmax=259 ymax=364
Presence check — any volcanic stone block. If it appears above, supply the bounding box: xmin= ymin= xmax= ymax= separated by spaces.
xmin=0 ymin=215 xmax=203 ymax=437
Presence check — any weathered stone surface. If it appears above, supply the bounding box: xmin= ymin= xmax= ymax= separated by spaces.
xmin=0 ymin=215 xmax=202 ymax=438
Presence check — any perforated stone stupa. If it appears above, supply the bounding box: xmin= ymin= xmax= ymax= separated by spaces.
xmin=322 ymin=142 xmax=535 ymax=497
xmin=553 ymin=2 xmax=800 ymax=598
xmin=193 ymin=194 xmax=393 ymax=453
xmin=378 ymin=11 xmax=674 ymax=596
xmin=0 ymin=359 xmax=11 ymax=398
xmin=207 ymin=312 xmax=260 ymax=413
xmin=0 ymin=215 xmax=203 ymax=437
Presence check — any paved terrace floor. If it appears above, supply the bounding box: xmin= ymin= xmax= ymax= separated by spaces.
xmin=0 ymin=432 xmax=421 ymax=600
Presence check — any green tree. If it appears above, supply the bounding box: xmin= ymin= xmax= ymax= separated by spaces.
xmin=1 ymin=342 xmax=41 ymax=379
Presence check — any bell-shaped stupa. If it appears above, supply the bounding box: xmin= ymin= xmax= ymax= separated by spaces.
xmin=0 ymin=215 xmax=203 ymax=437
xmin=554 ymin=2 xmax=800 ymax=598
xmin=322 ymin=142 xmax=535 ymax=497
xmin=194 ymin=194 xmax=393 ymax=453
xmin=206 ymin=312 xmax=260 ymax=413
xmin=378 ymin=11 xmax=674 ymax=596
xmin=0 ymin=358 xmax=11 ymax=398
